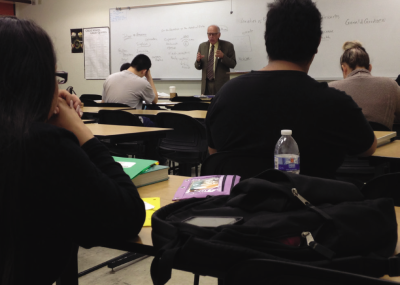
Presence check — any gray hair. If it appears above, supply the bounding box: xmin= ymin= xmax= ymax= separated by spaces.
xmin=208 ymin=25 xmax=220 ymax=33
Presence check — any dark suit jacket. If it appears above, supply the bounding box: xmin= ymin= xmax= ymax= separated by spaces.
xmin=194 ymin=39 xmax=236 ymax=94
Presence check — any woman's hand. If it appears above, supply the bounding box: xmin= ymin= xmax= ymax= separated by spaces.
xmin=48 ymin=97 xmax=93 ymax=146
xmin=56 ymin=89 xmax=83 ymax=117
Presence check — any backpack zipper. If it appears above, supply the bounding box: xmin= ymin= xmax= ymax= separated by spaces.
xmin=292 ymin=188 xmax=310 ymax=206
xmin=301 ymin=231 xmax=315 ymax=246
xmin=301 ymin=231 xmax=335 ymax=259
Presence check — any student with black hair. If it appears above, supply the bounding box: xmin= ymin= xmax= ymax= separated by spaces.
xmin=0 ymin=16 xmax=145 ymax=285
xmin=329 ymin=41 xmax=400 ymax=130
xmin=103 ymin=54 xmax=158 ymax=126
xmin=120 ymin=62 xmax=131 ymax=71
xmin=205 ymin=0 xmax=377 ymax=179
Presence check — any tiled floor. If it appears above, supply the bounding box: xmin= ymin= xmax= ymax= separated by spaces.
xmin=78 ymin=247 xmax=217 ymax=285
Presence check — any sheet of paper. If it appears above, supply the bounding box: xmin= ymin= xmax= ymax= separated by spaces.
xmin=144 ymin=201 xmax=155 ymax=210
xmin=157 ymin=92 xmax=170 ymax=98
xmin=117 ymin=161 xmax=136 ymax=168
xmin=84 ymin=27 xmax=110 ymax=80
xmin=142 ymin=197 xmax=161 ymax=227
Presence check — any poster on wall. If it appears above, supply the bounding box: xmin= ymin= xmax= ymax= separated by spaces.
xmin=71 ymin=28 xmax=83 ymax=53
xmin=83 ymin=27 xmax=110 ymax=80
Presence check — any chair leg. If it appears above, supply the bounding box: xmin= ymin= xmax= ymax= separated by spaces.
xmin=194 ymin=274 xmax=200 ymax=285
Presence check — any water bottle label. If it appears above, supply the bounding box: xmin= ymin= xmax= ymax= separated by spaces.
xmin=274 ymin=155 xmax=300 ymax=171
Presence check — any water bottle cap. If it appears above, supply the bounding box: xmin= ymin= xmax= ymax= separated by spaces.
xmin=281 ymin=129 xmax=292 ymax=135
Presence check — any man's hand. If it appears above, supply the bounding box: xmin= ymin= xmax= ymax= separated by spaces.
xmin=145 ymin=69 xmax=158 ymax=104
xmin=145 ymin=69 xmax=152 ymax=81
xmin=196 ymin=52 xmax=205 ymax=62
xmin=216 ymin=50 xmax=224 ymax=59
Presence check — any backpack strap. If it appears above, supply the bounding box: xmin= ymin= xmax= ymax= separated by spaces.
xmin=151 ymin=236 xmax=184 ymax=285
xmin=151 ymin=246 xmax=180 ymax=285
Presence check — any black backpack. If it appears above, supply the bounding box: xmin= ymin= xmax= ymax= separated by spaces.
xmin=151 ymin=170 xmax=399 ymax=285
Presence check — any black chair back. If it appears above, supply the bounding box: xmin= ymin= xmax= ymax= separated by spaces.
xmin=156 ymin=112 xmax=208 ymax=176
xmin=156 ymin=113 xmax=207 ymax=154
xmin=98 ymin=110 xmax=143 ymax=126
xmin=201 ymin=151 xmax=267 ymax=180
xmin=170 ymin=96 xmax=202 ymax=102
xmin=171 ymin=102 xmax=209 ymax=111
xmin=80 ymin=99 xmax=98 ymax=106
xmin=369 ymin=121 xmax=391 ymax=131
xmin=97 ymin=103 xmax=131 ymax=107
xmin=80 ymin=94 xmax=102 ymax=100
xmin=143 ymin=104 xmax=162 ymax=110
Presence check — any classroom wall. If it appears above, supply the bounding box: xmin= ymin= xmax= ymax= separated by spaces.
xmin=15 ymin=0 xmax=206 ymax=96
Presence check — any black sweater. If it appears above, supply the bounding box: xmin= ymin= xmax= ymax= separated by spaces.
xmin=8 ymin=122 xmax=145 ymax=284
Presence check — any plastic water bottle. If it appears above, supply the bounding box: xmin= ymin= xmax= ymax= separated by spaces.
xmin=274 ymin=130 xmax=300 ymax=174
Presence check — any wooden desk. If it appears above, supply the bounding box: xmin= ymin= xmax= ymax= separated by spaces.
xmin=82 ymin=106 xmax=132 ymax=114
xmin=124 ymin=109 xmax=207 ymax=119
xmin=372 ymin=140 xmax=400 ymax=159
xmin=86 ymin=124 xmax=173 ymax=142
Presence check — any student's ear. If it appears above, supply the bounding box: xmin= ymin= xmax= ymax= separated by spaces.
xmin=368 ymin=64 xmax=372 ymax=72
xmin=341 ymin=64 xmax=348 ymax=78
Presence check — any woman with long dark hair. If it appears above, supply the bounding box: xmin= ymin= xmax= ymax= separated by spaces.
xmin=0 ymin=17 xmax=145 ymax=284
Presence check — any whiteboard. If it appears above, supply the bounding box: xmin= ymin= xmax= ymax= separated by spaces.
xmin=109 ymin=0 xmax=400 ymax=80
xmin=84 ymin=27 xmax=110 ymax=80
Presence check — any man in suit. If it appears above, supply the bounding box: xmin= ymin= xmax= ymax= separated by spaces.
xmin=194 ymin=25 xmax=236 ymax=95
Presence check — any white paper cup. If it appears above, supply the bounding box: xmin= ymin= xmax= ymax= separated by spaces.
xmin=169 ymin=86 xmax=177 ymax=98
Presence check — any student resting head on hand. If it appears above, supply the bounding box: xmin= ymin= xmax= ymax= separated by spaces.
xmin=0 ymin=16 xmax=145 ymax=285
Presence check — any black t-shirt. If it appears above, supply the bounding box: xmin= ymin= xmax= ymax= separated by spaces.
xmin=205 ymin=70 xmax=375 ymax=179
xmin=3 ymin=123 xmax=146 ymax=285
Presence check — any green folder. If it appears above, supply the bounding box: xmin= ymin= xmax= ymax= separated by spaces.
xmin=113 ymin=156 xmax=158 ymax=179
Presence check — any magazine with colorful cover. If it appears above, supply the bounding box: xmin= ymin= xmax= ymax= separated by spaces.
xmin=172 ymin=175 xmax=241 ymax=201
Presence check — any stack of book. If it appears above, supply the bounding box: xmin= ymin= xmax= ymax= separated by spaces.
xmin=113 ymin=157 xmax=169 ymax=187
xmin=132 ymin=164 xmax=169 ymax=187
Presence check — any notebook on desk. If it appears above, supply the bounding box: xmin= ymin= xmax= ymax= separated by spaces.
xmin=375 ymin=131 xmax=396 ymax=147
xmin=172 ymin=175 xmax=240 ymax=201
xmin=113 ymin=157 xmax=158 ymax=179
